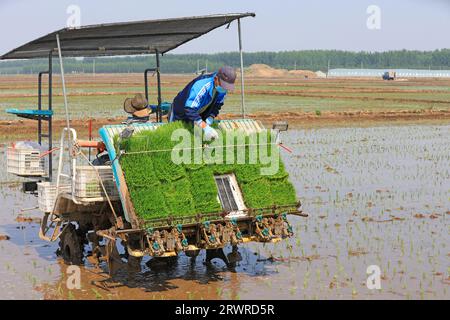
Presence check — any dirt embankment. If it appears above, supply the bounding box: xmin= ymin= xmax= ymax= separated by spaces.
xmin=0 ymin=109 xmax=449 ymax=142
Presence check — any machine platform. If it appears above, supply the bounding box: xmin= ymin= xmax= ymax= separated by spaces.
xmin=6 ymin=108 xmax=53 ymax=120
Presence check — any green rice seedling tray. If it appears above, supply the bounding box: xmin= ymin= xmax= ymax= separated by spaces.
xmin=116 ymin=121 xmax=298 ymax=222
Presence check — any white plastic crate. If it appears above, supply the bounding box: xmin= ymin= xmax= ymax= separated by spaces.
xmin=7 ymin=146 xmax=46 ymax=176
xmin=74 ymin=165 xmax=118 ymax=199
xmin=37 ymin=182 xmax=71 ymax=212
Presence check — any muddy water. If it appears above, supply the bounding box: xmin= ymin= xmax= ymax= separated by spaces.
xmin=0 ymin=124 xmax=448 ymax=300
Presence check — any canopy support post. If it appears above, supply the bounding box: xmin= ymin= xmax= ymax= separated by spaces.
xmin=56 ymin=34 xmax=70 ymax=130
xmin=237 ymin=19 xmax=246 ymax=118
xmin=37 ymin=71 xmax=47 ymax=145
xmin=155 ymin=51 xmax=162 ymax=122
xmin=35 ymin=53 xmax=53 ymax=181
xmin=56 ymin=34 xmax=73 ymax=178
xmin=48 ymin=52 xmax=53 ymax=181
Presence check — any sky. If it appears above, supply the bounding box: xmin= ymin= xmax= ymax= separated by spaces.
xmin=0 ymin=0 xmax=449 ymax=56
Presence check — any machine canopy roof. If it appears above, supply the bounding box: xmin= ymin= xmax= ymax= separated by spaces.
xmin=0 ymin=13 xmax=255 ymax=60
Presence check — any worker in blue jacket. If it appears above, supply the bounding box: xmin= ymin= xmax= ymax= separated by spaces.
xmin=170 ymin=66 xmax=237 ymax=140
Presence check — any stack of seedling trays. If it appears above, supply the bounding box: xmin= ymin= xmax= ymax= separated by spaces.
xmin=37 ymin=182 xmax=71 ymax=212
xmin=74 ymin=166 xmax=119 ymax=202
xmin=117 ymin=121 xmax=298 ymax=229
xmin=6 ymin=144 xmax=46 ymax=177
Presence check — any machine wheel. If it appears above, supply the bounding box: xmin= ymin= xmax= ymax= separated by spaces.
xmin=59 ymin=224 xmax=84 ymax=265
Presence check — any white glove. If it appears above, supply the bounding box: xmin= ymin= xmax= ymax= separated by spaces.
xmin=203 ymin=125 xmax=219 ymax=141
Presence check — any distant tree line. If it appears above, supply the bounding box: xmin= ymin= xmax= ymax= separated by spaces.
xmin=0 ymin=49 xmax=448 ymax=74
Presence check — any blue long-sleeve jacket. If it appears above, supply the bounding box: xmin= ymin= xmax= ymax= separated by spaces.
xmin=171 ymin=72 xmax=227 ymax=122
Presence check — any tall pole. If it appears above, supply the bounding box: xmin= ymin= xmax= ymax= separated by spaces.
xmin=38 ymin=72 xmax=42 ymax=145
xmin=155 ymin=51 xmax=162 ymax=123
xmin=56 ymin=34 xmax=73 ymax=178
xmin=48 ymin=52 xmax=53 ymax=181
xmin=88 ymin=118 xmax=92 ymax=161
xmin=56 ymin=34 xmax=70 ymax=130
xmin=238 ymin=19 xmax=246 ymax=118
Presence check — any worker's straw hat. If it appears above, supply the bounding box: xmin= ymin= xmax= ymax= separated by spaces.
xmin=124 ymin=93 xmax=149 ymax=117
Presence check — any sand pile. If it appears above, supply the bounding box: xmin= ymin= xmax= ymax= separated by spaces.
xmin=287 ymin=69 xmax=317 ymax=78
xmin=241 ymin=64 xmax=317 ymax=78
xmin=245 ymin=64 xmax=287 ymax=77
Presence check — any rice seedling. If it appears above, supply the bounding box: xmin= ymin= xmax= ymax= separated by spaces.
xmin=91 ymin=288 xmax=103 ymax=300
xmin=118 ymin=121 xmax=297 ymax=220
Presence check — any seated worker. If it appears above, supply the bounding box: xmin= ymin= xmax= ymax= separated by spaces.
xmin=123 ymin=93 xmax=150 ymax=122
xmin=170 ymin=66 xmax=237 ymax=140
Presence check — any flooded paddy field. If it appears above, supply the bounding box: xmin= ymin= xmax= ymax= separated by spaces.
xmin=0 ymin=123 xmax=448 ymax=300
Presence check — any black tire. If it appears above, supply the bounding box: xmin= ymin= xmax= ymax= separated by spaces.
xmin=59 ymin=224 xmax=84 ymax=265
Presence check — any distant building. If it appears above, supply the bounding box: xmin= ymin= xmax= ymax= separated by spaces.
xmin=328 ymin=68 xmax=450 ymax=78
